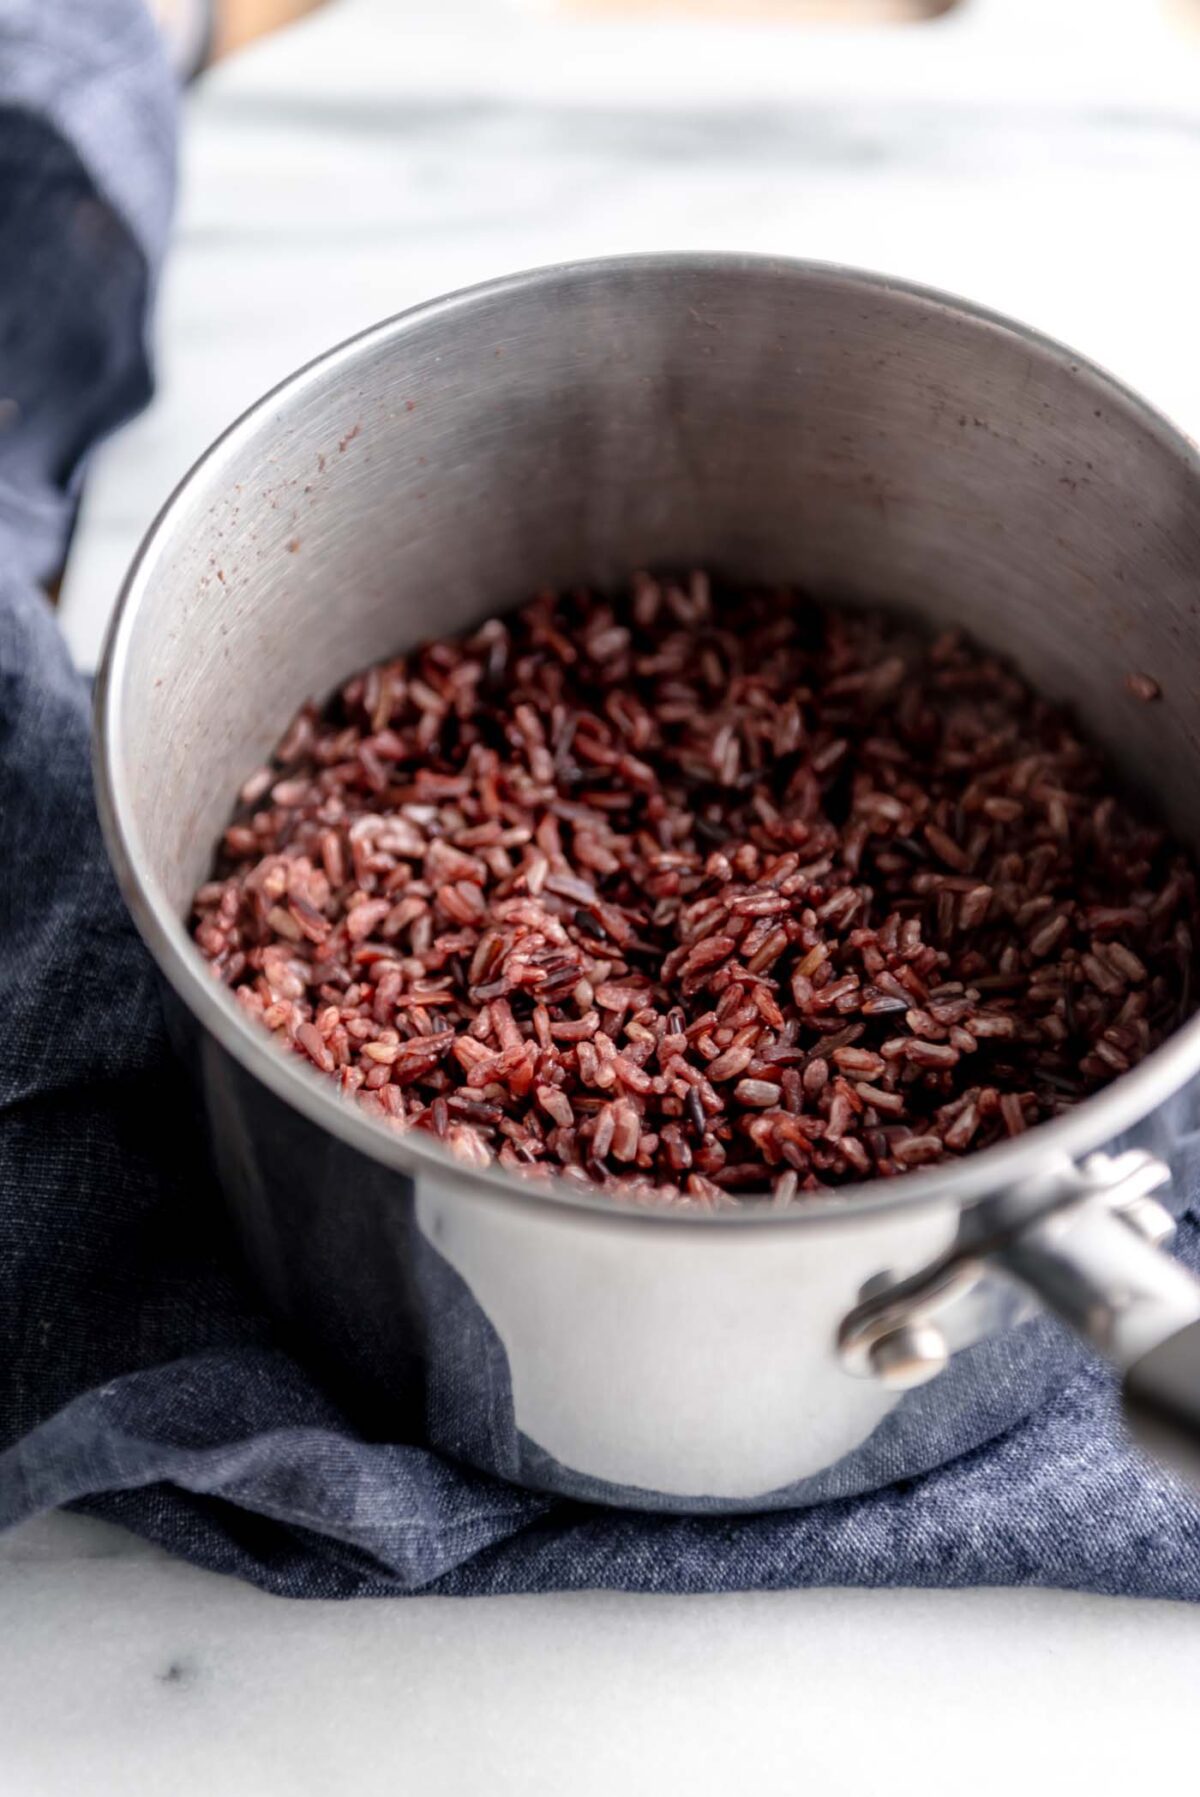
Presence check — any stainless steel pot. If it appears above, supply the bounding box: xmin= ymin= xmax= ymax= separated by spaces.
xmin=95 ymin=255 xmax=1200 ymax=1509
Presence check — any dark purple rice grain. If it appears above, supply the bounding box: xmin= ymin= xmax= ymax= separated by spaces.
xmin=191 ymin=574 xmax=1199 ymax=1206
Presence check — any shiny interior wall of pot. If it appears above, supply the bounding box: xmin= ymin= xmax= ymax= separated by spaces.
xmin=96 ymin=257 xmax=1200 ymax=1508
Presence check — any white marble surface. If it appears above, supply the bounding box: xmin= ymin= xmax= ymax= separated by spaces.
xmin=3 ymin=1511 xmax=1199 ymax=1796
xmin=18 ymin=0 xmax=1200 ymax=1789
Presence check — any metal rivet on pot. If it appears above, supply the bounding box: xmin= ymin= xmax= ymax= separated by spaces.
xmin=867 ymin=1323 xmax=949 ymax=1390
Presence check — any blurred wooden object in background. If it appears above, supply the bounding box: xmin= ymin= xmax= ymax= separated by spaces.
xmin=151 ymin=0 xmax=1200 ymax=60
xmin=559 ymin=1 xmax=958 ymax=19
xmin=146 ymin=0 xmax=327 ymax=76
xmin=211 ymin=0 xmax=327 ymax=60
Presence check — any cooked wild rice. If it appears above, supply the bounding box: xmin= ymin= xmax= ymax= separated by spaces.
xmin=191 ymin=575 xmax=1196 ymax=1205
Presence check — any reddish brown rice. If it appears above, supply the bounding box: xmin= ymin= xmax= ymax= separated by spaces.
xmin=191 ymin=575 xmax=1196 ymax=1205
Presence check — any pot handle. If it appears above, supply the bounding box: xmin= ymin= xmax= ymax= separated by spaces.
xmin=1123 ymin=1322 xmax=1200 ymax=1489
xmin=991 ymin=1161 xmax=1200 ymax=1489
xmin=838 ymin=1150 xmax=1200 ymax=1490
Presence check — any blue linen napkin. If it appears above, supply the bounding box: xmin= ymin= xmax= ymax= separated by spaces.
xmin=2 ymin=0 xmax=1200 ymax=1601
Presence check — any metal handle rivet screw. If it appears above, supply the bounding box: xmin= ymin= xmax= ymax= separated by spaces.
xmin=868 ymin=1323 xmax=949 ymax=1390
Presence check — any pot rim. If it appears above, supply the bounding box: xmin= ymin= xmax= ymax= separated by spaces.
xmin=93 ymin=251 xmax=1200 ymax=1233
